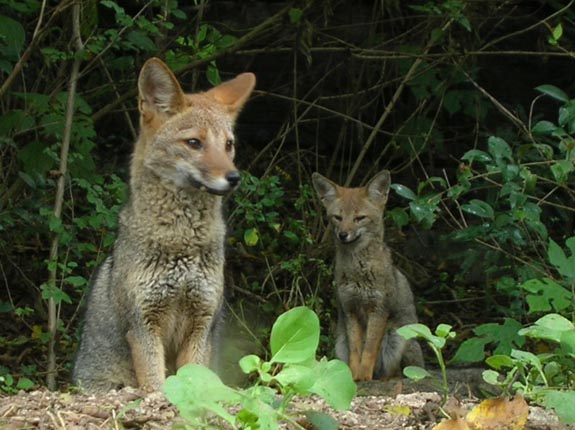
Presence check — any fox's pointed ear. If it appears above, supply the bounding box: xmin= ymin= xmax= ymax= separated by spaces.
xmin=366 ymin=170 xmax=391 ymax=206
xmin=312 ymin=172 xmax=338 ymax=204
xmin=206 ymin=73 xmax=256 ymax=116
xmin=138 ymin=58 xmax=185 ymax=117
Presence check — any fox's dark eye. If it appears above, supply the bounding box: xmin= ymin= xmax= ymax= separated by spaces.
xmin=225 ymin=139 xmax=234 ymax=152
xmin=185 ymin=138 xmax=202 ymax=150
xmin=332 ymin=215 xmax=342 ymax=222
xmin=354 ymin=216 xmax=366 ymax=222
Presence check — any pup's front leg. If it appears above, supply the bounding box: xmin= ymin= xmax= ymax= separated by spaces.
xmin=345 ymin=313 xmax=365 ymax=380
xmin=357 ymin=312 xmax=387 ymax=381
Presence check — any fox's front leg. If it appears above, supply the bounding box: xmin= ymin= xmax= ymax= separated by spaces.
xmin=176 ymin=316 xmax=214 ymax=369
xmin=345 ymin=314 xmax=365 ymax=380
xmin=357 ymin=312 xmax=387 ymax=381
xmin=126 ymin=325 xmax=165 ymax=391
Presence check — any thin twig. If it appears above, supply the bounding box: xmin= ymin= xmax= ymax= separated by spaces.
xmin=0 ymin=0 xmax=69 ymax=99
xmin=46 ymin=0 xmax=84 ymax=391
xmin=345 ymin=19 xmax=453 ymax=186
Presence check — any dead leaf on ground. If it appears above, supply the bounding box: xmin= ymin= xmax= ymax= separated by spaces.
xmin=434 ymin=394 xmax=529 ymax=430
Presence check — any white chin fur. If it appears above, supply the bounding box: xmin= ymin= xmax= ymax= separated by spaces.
xmin=205 ymin=177 xmax=231 ymax=191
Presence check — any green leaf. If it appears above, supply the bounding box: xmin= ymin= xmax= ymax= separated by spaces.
xmin=520 ymin=278 xmax=572 ymax=313
xmin=482 ymin=369 xmax=501 ymax=385
xmin=461 ymin=199 xmax=494 ymax=219
xmin=270 ymin=306 xmax=319 ymax=364
xmin=289 ymin=8 xmax=303 ymax=24
xmin=244 ymin=228 xmax=259 ymax=247
xmin=397 ymin=323 xmax=445 ymax=349
xmin=487 ymin=136 xmax=513 ymax=161
xmin=531 ymin=120 xmax=558 ymax=135
xmin=560 ymin=330 xmax=575 ymax=353
xmin=435 ymin=324 xmax=454 ymax=338
xmin=550 ymin=160 xmax=574 ymax=184
xmin=409 ymin=201 xmax=437 ymax=226
xmin=127 ymin=30 xmax=156 ymax=52
xmin=461 ymin=149 xmax=492 ymax=163
xmin=391 ymin=184 xmax=417 ymax=200
xmin=475 ymin=319 xmax=524 ymax=355
xmin=450 ymin=337 xmax=490 ymax=364
xmin=64 ymin=276 xmax=87 ymax=288
xmin=163 ymin=365 xmax=239 ymax=425
xmin=0 ymin=15 xmax=26 ymax=61
xmin=485 ymin=354 xmax=515 ymax=370
xmin=16 ymin=377 xmax=34 ymax=390
xmin=206 ymin=63 xmax=222 ymax=86
xmin=535 ymin=84 xmax=569 ymax=103
xmin=527 ymin=313 xmax=574 ymax=332
xmin=239 ymin=354 xmax=261 ymax=374
xmin=511 ymin=349 xmax=542 ymax=371
xmin=41 ymin=284 xmax=72 ymax=305
xmin=552 ymin=23 xmax=563 ymax=41
xmin=216 ymin=35 xmax=236 ymax=49
xmin=303 ymin=410 xmax=339 ymax=430
xmin=548 ymin=238 xmax=575 ymax=279
xmin=544 ymin=391 xmax=575 ymax=424
xmin=308 ymin=359 xmax=356 ymax=410
xmin=403 ymin=365 xmax=431 ymax=381
xmin=388 ymin=208 xmax=409 ymax=228
xmin=274 ymin=364 xmax=316 ymax=392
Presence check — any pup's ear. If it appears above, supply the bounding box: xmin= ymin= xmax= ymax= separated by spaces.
xmin=312 ymin=172 xmax=339 ymax=205
xmin=138 ymin=57 xmax=185 ymax=117
xmin=366 ymin=170 xmax=391 ymax=206
xmin=206 ymin=73 xmax=256 ymax=116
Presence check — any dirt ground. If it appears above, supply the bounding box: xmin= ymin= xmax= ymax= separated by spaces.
xmin=0 ymin=371 xmax=569 ymax=430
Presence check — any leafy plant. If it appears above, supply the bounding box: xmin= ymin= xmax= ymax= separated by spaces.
xmin=163 ymin=306 xmax=356 ymax=430
xmin=397 ymin=323 xmax=456 ymax=404
xmin=483 ymin=313 xmax=575 ymax=424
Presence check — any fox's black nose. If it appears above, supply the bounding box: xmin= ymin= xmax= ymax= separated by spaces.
xmin=226 ymin=171 xmax=241 ymax=187
xmin=338 ymin=232 xmax=348 ymax=241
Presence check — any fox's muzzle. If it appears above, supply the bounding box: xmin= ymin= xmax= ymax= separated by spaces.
xmin=225 ymin=171 xmax=241 ymax=188
xmin=190 ymin=170 xmax=241 ymax=196
xmin=337 ymin=230 xmax=361 ymax=244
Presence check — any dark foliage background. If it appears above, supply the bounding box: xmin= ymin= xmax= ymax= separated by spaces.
xmin=1 ymin=0 xmax=574 ymax=391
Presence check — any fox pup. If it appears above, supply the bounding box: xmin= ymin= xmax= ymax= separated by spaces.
xmin=312 ymin=170 xmax=423 ymax=381
xmin=73 ymin=58 xmax=256 ymax=391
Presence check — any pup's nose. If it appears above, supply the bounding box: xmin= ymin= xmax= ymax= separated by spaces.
xmin=225 ymin=171 xmax=241 ymax=187
xmin=338 ymin=232 xmax=348 ymax=241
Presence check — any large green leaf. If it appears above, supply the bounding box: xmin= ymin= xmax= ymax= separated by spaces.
xmin=520 ymin=278 xmax=572 ymax=313
xmin=391 ymin=183 xmax=417 ymax=200
xmin=487 ymin=136 xmax=513 ymax=162
xmin=545 ymin=391 xmax=575 ymax=424
xmin=163 ymin=365 xmax=240 ymax=425
xmin=308 ymin=359 xmax=356 ymax=410
xmin=461 ymin=199 xmax=494 ymax=219
xmin=0 ymin=15 xmax=25 ymax=63
xmin=535 ymin=84 xmax=569 ymax=103
xmin=270 ymin=306 xmax=319 ymax=364
xmin=548 ymin=238 xmax=575 ymax=280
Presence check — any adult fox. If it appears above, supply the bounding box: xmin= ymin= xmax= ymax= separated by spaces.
xmin=73 ymin=58 xmax=256 ymax=391
xmin=312 ymin=170 xmax=423 ymax=381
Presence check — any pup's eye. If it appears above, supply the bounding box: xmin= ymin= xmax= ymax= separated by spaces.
xmin=225 ymin=139 xmax=234 ymax=152
xmin=354 ymin=216 xmax=366 ymax=222
xmin=185 ymin=138 xmax=202 ymax=150
xmin=332 ymin=215 xmax=342 ymax=222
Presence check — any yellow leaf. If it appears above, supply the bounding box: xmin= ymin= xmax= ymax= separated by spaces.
xmin=384 ymin=404 xmax=411 ymax=417
xmin=466 ymin=394 xmax=528 ymax=430
xmin=31 ymin=325 xmax=43 ymax=340
xmin=434 ymin=417 xmax=471 ymax=430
